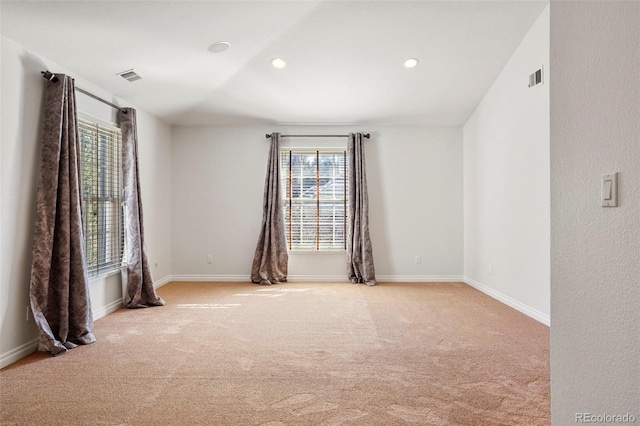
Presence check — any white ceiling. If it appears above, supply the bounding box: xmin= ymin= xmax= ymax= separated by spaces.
xmin=1 ymin=1 xmax=548 ymax=126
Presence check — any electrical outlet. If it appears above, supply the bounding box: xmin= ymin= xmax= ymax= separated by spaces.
xmin=415 ymin=256 xmax=421 ymax=264
xmin=488 ymin=264 xmax=494 ymax=275
xmin=207 ymin=255 xmax=213 ymax=264
xmin=154 ymin=260 xmax=158 ymax=268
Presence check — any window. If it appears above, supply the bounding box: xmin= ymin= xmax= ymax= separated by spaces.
xmin=78 ymin=118 xmax=123 ymax=276
xmin=281 ymin=150 xmax=348 ymax=251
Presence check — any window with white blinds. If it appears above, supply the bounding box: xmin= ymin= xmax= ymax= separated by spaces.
xmin=281 ymin=150 xmax=348 ymax=251
xmin=78 ymin=118 xmax=123 ymax=276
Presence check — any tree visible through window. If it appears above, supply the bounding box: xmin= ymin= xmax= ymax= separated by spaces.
xmin=281 ymin=150 xmax=348 ymax=250
xmin=78 ymin=118 xmax=123 ymax=276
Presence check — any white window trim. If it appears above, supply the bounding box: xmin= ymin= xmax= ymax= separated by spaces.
xmin=86 ymin=266 xmax=125 ymax=283
xmin=287 ymin=250 xmax=347 ymax=255
xmin=78 ymin=115 xmax=124 ymax=277
xmin=280 ymin=148 xmax=348 ymax=252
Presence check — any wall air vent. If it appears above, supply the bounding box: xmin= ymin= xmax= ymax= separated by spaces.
xmin=116 ymin=69 xmax=142 ymax=82
xmin=528 ymin=67 xmax=543 ymax=88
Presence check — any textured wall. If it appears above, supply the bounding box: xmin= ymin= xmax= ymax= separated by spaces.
xmin=550 ymin=2 xmax=640 ymax=423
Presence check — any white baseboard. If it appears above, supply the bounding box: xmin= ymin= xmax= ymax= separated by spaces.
xmin=166 ymin=274 xmax=464 ymax=284
xmin=287 ymin=275 xmax=347 ymax=282
xmin=0 ymin=338 xmax=39 ymax=370
xmin=153 ymin=275 xmax=173 ymax=289
xmin=2 ymin=298 xmax=125 ymax=369
xmin=463 ymin=276 xmax=550 ymax=326
xmin=2 ymin=296 xmax=126 ymax=369
xmin=288 ymin=275 xmax=464 ymax=283
xmin=376 ymin=275 xmax=464 ymax=283
xmin=171 ymin=275 xmax=251 ymax=282
xmin=93 ymin=299 xmax=122 ymax=321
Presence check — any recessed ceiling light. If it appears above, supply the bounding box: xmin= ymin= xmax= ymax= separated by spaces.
xmin=404 ymin=58 xmax=419 ymax=68
xmin=271 ymin=57 xmax=287 ymax=69
xmin=208 ymin=41 xmax=230 ymax=53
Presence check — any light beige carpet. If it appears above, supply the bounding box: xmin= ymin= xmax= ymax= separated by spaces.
xmin=1 ymin=282 xmax=549 ymax=425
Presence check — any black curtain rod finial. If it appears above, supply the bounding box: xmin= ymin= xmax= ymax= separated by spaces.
xmin=41 ymin=71 xmax=59 ymax=82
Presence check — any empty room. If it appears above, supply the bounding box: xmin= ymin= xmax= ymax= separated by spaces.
xmin=1 ymin=1 xmax=638 ymax=425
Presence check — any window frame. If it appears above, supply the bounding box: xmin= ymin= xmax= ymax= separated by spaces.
xmin=280 ymin=148 xmax=348 ymax=252
xmin=77 ymin=115 xmax=124 ymax=277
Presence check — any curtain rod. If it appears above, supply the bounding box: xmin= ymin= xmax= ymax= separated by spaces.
xmin=265 ymin=133 xmax=370 ymax=139
xmin=41 ymin=71 xmax=128 ymax=114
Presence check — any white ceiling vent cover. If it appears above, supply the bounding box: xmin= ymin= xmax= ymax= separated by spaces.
xmin=117 ymin=69 xmax=142 ymax=82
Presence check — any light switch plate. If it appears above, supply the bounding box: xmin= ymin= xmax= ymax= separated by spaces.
xmin=601 ymin=173 xmax=618 ymax=207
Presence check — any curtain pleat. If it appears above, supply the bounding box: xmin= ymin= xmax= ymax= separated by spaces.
xmin=29 ymin=74 xmax=96 ymax=356
xmin=119 ymin=108 xmax=165 ymax=308
xmin=251 ymin=133 xmax=288 ymax=285
xmin=347 ymin=133 xmax=376 ymax=285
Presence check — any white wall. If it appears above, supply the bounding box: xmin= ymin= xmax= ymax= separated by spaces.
xmin=171 ymin=125 xmax=463 ymax=282
xmin=550 ymin=2 xmax=640 ymax=423
xmin=0 ymin=35 xmax=172 ymax=367
xmin=463 ymin=5 xmax=550 ymax=324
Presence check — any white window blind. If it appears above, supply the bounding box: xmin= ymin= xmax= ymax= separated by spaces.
xmin=78 ymin=118 xmax=123 ymax=276
xmin=281 ymin=150 xmax=348 ymax=250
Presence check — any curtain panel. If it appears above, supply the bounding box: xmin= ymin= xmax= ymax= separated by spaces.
xmin=251 ymin=133 xmax=289 ymax=285
xmin=347 ymin=132 xmax=377 ymax=285
xmin=29 ymin=74 xmax=96 ymax=356
xmin=119 ymin=108 xmax=165 ymax=308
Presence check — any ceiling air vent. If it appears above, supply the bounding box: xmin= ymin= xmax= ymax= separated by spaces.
xmin=528 ymin=67 xmax=543 ymax=88
xmin=116 ymin=69 xmax=142 ymax=82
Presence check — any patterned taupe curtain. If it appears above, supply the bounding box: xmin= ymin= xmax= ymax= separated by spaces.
xmin=251 ymin=133 xmax=288 ymax=285
xmin=119 ymin=108 xmax=165 ymax=308
xmin=347 ymin=133 xmax=376 ymax=285
xmin=29 ymin=74 xmax=96 ymax=356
